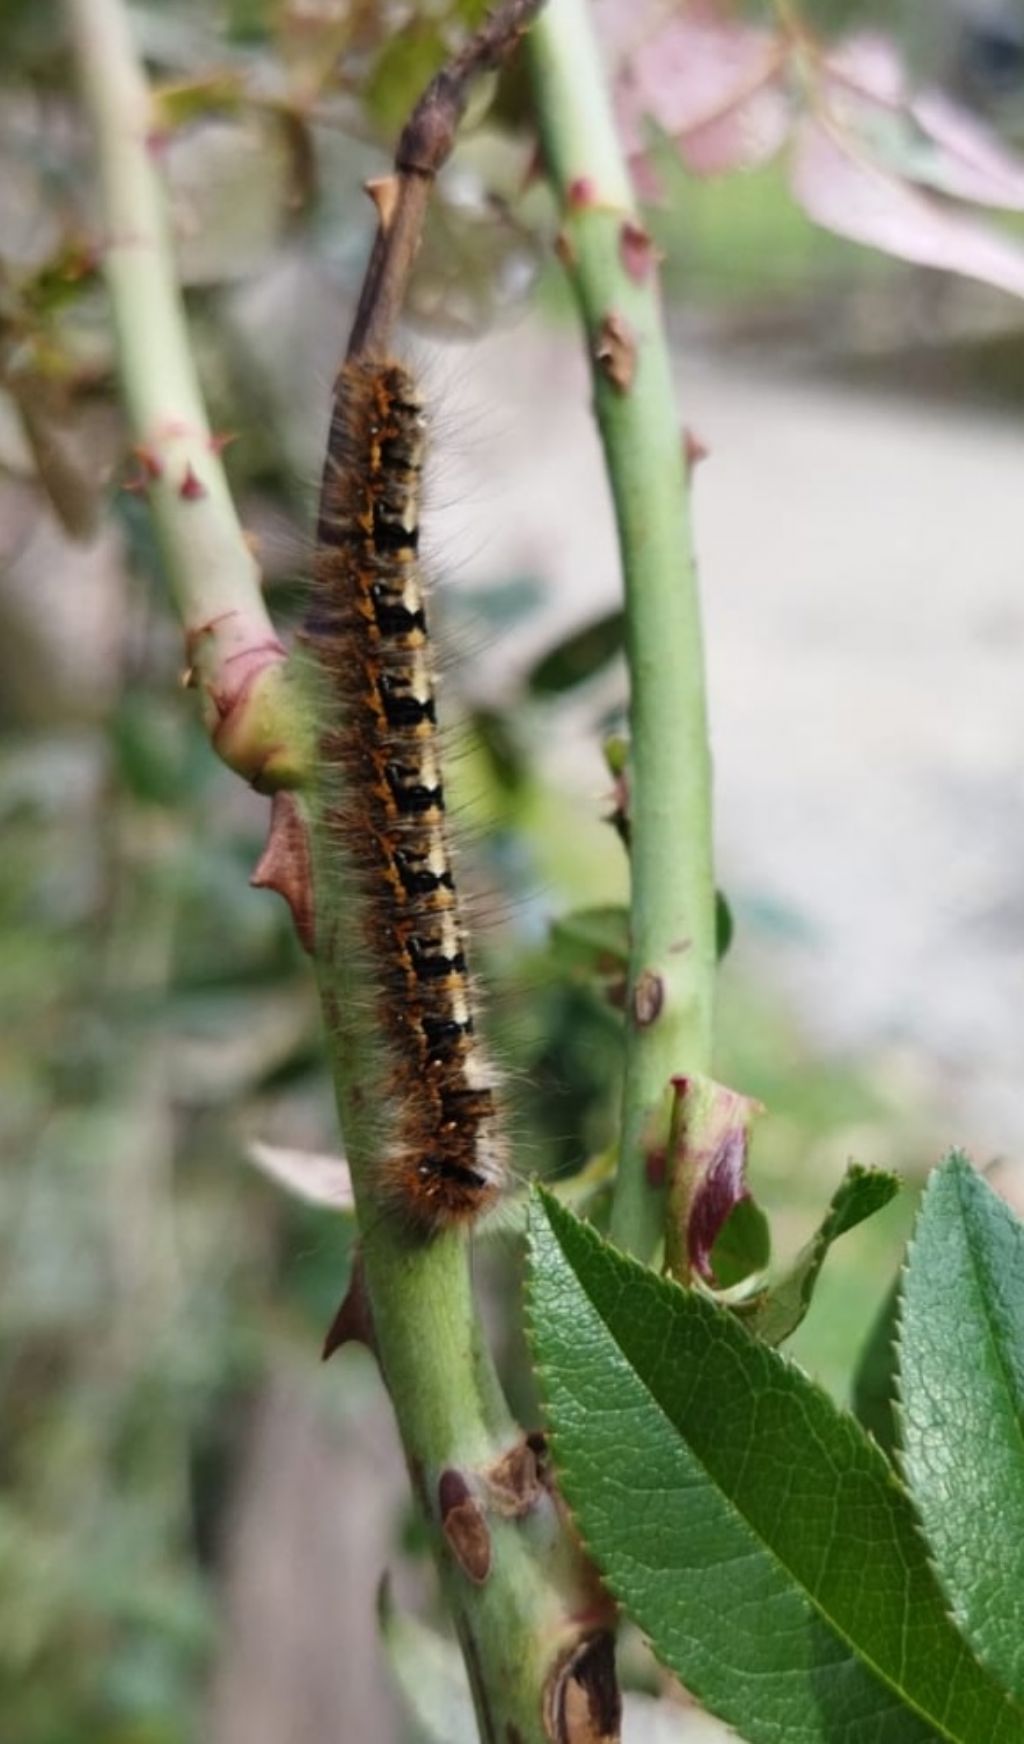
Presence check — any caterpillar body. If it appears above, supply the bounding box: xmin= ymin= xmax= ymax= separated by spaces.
xmin=307 ymin=357 xmax=506 ymax=1232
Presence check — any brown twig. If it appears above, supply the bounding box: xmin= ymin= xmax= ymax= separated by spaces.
xmin=346 ymin=0 xmax=545 ymax=360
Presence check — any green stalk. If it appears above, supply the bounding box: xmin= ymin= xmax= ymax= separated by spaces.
xmin=305 ymin=701 xmax=615 ymax=1742
xmin=72 ymin=0 xmax=615 ymax=1731
xmin=66 ymin=0 xmax=308 ymax=789
xmin=528 ymin=0 xmax=716 ymax=1261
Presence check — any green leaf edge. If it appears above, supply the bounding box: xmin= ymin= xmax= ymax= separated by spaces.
xmin=526 ymin=1185 xmax=1024 ymax=1744
xmin=896 ymin=1150 xmax=1024 ymax=1703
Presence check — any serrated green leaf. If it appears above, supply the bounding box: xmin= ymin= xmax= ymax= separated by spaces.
xmin=747 ymin=1163 xmax=900 ymax=1345
xmin=852 ymin=1279 xmax=900 ymax=1455
xmin=899 ymin=1152 xmax=1024 ymax=1700
xmin=714 ymin=889 xmax=734 ymax=960
xmin=527 ymin=1189 xmax=1024 ymax=1744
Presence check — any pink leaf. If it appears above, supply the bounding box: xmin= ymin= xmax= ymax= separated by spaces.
xmin=824 ymin=30 xmax=906 ymax=107
xmin=909 ymin=88 xmax=1024 ymax=209
xmin=791 ymin=113 xmax=1024 ymax=299
xmin=822 ymin=31 xmax=1024 ymax=210
xmin=611 ymin=12 xmax=791 ymax=180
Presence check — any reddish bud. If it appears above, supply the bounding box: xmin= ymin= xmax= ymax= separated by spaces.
xmin=645 ymin=1146 xmax=667 ymax=1188
xmin=665 ymin=1075 xmax=765 ymax=1285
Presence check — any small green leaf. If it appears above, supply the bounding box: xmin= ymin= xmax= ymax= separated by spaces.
xmin=852 ymin=1279 xmax=900 ymax=1455
xmin=900 ymin=1152 xmax=1024 ymax=1700
xmin=714 ymin=889 xmax=734 ymax=960
xmin=526 ymin=610 xmax=624 ymax=694
xmin=708 ymin=1192 xmax=771 ymax=1290
xmin=550 ymin=897 xmax=731 ymax=983
xmin=527 ymin=1189 xmax=1024 ymax=1744
xmin=550 ymin=905 xmax=629 ymax=974
xmin=469 ymin=707 xmax=526 ymax=794
xmin=747 ymin=1163 xmax=900 ymax=1345
xmin=455 ymin=574 xmax=544 ymax=630
xmin=365 ymin=22 xmax=448 ymax=134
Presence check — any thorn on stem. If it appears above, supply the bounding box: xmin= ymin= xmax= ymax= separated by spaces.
xmin=132 ymin=443 xmax=163 ymax=480
xmin=365 ymin=175 xmax=400 ymax=231
xmin=438 ymin=1469 xmax=492 ymax=1584
xmin=179 ymin=462 xmax=207 ymax=500
xmin=595 ymin=312 xmax=636 ymax=393
xmin=122 ymin=444 xmax=162 ymax=494
xmin=619 ymin=219 xmax=661 ymax=282
xmin=684 ymin=427 xmax=710 ymax=470
xmin=251 ymin=791 xmax=315 ymax=951
xmin=554 ymin=229 xmax=577 ymax=270
xmin=321 ymin=1249 xmax=375 ymax=1359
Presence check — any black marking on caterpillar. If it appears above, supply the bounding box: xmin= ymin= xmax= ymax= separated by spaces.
xmin=306 ymin=357 xmax=505 ymax=1231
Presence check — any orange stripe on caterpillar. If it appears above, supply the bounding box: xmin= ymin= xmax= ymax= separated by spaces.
xmin=306 ymin=357 xmax=506 ymax=1232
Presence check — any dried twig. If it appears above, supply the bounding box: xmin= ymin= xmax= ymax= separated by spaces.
xmin=347 ymin=0 xmax=544 ymax=359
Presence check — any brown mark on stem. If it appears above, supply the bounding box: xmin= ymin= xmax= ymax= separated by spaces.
xmin=484 ymin=1436 xmax=544 ymax=1517
xmin=439 ymin=1469 xmax=493 ymax=1584
xmin=631 ymin=968 xmax=663 ymax=1027
xmin=554 ymin=228 xmax=577 ymax=270
xmin=544 ymin=1633 xmax=620 ymax=1744
xmin=595 ymin=312 xmax=636 ymax=393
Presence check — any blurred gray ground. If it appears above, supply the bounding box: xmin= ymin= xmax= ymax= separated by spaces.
xmin=427 ymin=316 xmax=1024 ymax=1162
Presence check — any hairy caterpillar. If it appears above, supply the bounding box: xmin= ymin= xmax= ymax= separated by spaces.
xmin=305 ymin=356 xmax=506 ymax=1231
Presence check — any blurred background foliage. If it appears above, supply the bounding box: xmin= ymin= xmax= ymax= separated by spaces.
xmin=3 ymin=0 xmax=1024 ymax=1738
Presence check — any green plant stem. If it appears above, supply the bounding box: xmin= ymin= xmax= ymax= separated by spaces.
xmin=71 ymin=0 xmax=611 ymax=1729
xmin=304 ymin=737 xmax=616 ymax=1741
xmin=528 ymin=0 xmax=716 ymax=1262
xmin=66 ymin=0 xmax=308 ymax=789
